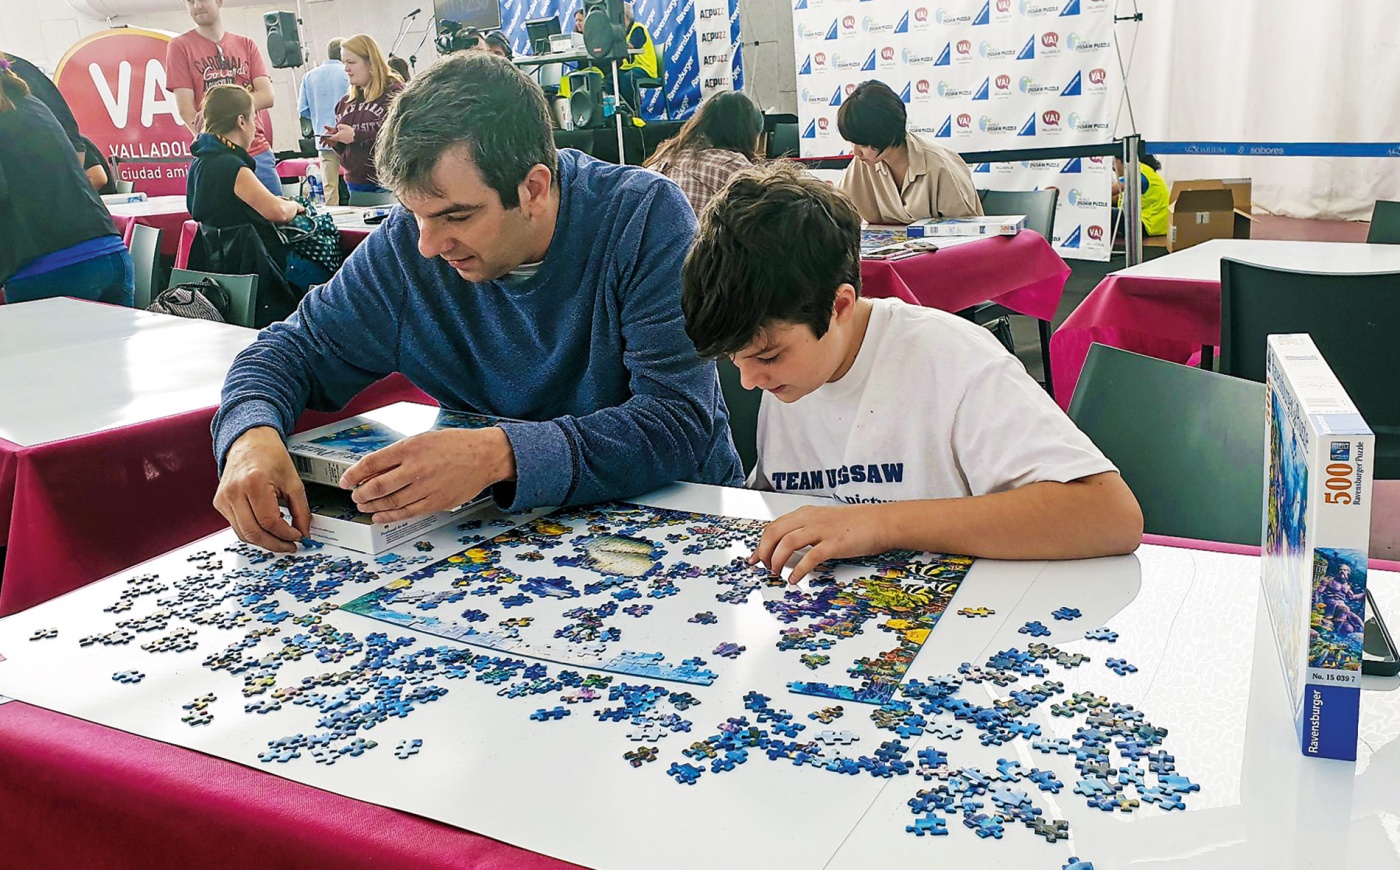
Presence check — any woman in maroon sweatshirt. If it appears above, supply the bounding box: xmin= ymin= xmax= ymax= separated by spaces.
xmin=321 ymin=34 xmax=404 ymax=197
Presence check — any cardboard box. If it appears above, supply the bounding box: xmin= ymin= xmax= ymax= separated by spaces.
xmin=295 ymin=481 xmax=482 ymax=554
xmin=1167 ymin=186 xmax=1236 ymax=252
xmin=1170 ymin=178 xmax=1253 ymax=243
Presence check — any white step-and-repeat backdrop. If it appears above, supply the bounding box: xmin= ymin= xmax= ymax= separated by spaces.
xmin=792 ymin=0 xmax=1119 ymax=260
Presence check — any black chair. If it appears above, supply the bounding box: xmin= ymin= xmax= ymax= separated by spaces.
xmin=1069 ymin=344 xmax=1266 ymax=545
xmin=961 ymin=188 xmax=1060 ymax=396
xmin=716 ymin=356 xmax=760 ymax=475
xmin=1367 ymin=200 xmax=1400 ymax=244
xmin=768 ymin=122 xmax=799 ymax=159
xmin=1219 ymin=258 xmax=1400 ymax=478
xmin=633 ymin=43 xmax=669 ymax=119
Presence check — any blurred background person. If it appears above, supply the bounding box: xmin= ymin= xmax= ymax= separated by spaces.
xmin=321 ymin=33 xmax=405 ymax=199
xmin=645 ymin=91 xmax=763 ymax=214
xmin=0 ymin=55 xmax=133 ymax=306
xmin=387 ymin=55 xmax=411 ymax=83
xmin=298 ymin=37 xmax=350 ymax=205
xmin=836 ymin=80 xmax=982 ymax=225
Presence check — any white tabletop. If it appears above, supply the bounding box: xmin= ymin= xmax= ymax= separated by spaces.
xmin=105 ymin=194 xmax=190 ymax=217
xmin=1115 ymin=238 xmax=1400 ymax=281
xmin=0 ymin=298 xmax=256 ymax=447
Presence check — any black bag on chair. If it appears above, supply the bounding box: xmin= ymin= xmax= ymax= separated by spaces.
xmin=188 ymin=224 xmax=303 ymax=328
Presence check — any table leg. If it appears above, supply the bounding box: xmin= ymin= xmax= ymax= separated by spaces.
xmin=1039 ymin=319 xmax=1054 ymax=399
xmin=1200 ymin=345 xmax=1215 ymax=371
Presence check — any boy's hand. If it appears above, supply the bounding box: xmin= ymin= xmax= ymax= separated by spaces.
xmin=749 ymin=504 xmax=887 ymax=585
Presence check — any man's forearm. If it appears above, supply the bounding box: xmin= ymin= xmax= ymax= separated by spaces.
xmin=873 ymin=472 xmax=1143 ymax=560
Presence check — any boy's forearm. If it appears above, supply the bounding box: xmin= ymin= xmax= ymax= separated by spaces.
xmin=874 ymin=472 xmax=1143 ymax=560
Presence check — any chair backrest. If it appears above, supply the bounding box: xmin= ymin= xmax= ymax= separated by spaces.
xmin=128 ymin=223 xmax=162 ymax=310
xmin=979 ymin=188 xmax=1058 ymax=241
xmin=770 ymin=123 xmax=799 ymax=159
xmin=348 ymin=190 xmax=397 ymax=207
xmin=1069 ymin=343 xmax=1266 ymax=545
xmin=167 ymin=267 xmax=259 ymax=327
xmin=1368 ymin=200 xmax=1400 ymax=244
xmin=115 ymin=180 xmax=134 ymax=194
xmin=640 ymin=41 xmax=666 ymax=84
xmin=716 ymin=356 xmax=760 ymax=475
xmin=1219 ymin=258 xmax=1400 ymax=477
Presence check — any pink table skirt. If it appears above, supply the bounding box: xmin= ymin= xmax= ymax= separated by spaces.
xmin=1048 ymin=274 xmax=1220 ymax=410
xmin=0 ymin=701 xmax=576 ymax=870
xmin=110 ymin=209 xmax=189 ymax=258
xmin=275 ymin=158 xmax=317 ymax=177
xmin=0 ymin=375 xmax=434 ymax=617
xmin=860 ymin=231 xmax=1070 ymax=320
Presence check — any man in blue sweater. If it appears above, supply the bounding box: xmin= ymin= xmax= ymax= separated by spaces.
xmin=212 ymin=52 xmax=741 ymax=552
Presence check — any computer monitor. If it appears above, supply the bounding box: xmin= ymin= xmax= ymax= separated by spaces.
xmin=525 ymin=17 xmax=563 ymax=55
xmin=433 ymin=0 xmax=502 ymax=32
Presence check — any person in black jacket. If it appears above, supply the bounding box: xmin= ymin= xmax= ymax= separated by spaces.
xmin=0 ymin=54 xmax=133 ymax=305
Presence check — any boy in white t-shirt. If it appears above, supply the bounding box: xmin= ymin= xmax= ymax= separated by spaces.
xmin=680 ymin=162 xmax=1142 ymax=583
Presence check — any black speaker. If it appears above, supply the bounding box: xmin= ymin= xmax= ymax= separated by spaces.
xmin=567 ymin=71 xmax=604 ymax=129
xmin=263 ymin=11 xmax=303 ymax=69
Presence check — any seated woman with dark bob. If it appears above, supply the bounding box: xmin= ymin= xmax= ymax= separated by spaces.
xmin=644 ymin=90 xmax=763 ymax=215
xmin=836 ymin=80 xmax=983 ymax=225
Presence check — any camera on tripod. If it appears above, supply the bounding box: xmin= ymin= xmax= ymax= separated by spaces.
xmin=434 ymin=19 xmax=482 ymax=54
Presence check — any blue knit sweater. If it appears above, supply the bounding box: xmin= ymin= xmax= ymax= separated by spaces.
xmin=212 ymin=149 xmax=741 ymax=509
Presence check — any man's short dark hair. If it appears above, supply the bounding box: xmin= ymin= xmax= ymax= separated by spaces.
xmin=836 ymin=80 xmax=907 ymax=151
xmin=681 ymin=162 xmax=863 ymax=359
xmin=375 ymin=52 xmax=556 ymax=208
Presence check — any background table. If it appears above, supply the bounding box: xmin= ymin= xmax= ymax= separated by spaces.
xmin=0 ymin=517 xmax=1395 ymax=869
xmin=1049 ymin=239 xmax=1400 ymax=409
xmin=107 ymin=195 xmax=191 ymax=257
xmin=0 ymin=298 xmax=431 ymax=616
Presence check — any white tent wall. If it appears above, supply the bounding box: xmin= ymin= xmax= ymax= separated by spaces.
xmin=1116 ymin=0 xmax=1400 ymax=221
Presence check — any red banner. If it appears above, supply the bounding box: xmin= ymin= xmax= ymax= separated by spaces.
xmin=55 ymin=28 xmax=191 ymax=196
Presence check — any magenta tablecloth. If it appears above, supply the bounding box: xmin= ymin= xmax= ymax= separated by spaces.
xmin=109 ymin=198 xmax=191 ymax=258
xmin=0 ymin=701 xmax=578 ymax=870
xmin=860 ymin=231 xmax=1070 ymax=319
xmin=0 ymin=376 xmax=434 ymax=617
xmin=1048 ymin=274 xmax=1220 ymax=410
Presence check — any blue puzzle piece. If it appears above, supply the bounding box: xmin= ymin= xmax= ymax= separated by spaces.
xmin=1019 ymin=621 xmax=1051 ymax=637
xmin=1084 ymin=627 xmax=1118 ymax=642
xmin=1051 ymin=607 xmax=1082 ymax=621
xmin=530 ymin=706 xmax=570 ymax=721
xmin=1106 ymin=657 xmax=1138 ymax=676
xmin=666 ymin=762 xmax=704 ymax=785
xmin=905 ymin=814 xmax=949 ymax=836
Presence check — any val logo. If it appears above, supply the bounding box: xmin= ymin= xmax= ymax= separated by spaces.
xmin=802 ymin=120 xmax=817 ymax=139
xmin=935 ymin=115 xmax=953 ymax=137
xmin=1060 ymin=0 xmax=1080 ymax=14
xmin=996 ymin=73 xmax=1010 ymax=89
xmin=1062 ymin=71 xmax=1082 ymax=95
xmin=1060 ymin=157 xmax=1082 ymax=172
xmin=862 ymin=50 xmax=876 ymax=70
xmin=973 ymin=1 xmax=991 ymax=24
xmin=1089 ymin=67 xmax=1107 ymax=84
xmin=1041 ymin=109 xmax=1060 ymax=126
xmin=1061 ymin=225 xmax=1082 ymax=248
xmin=1041 ymin=32 xmax=1060 ymax=47
xmin=831 ymin=87 xmax=843 ymax=105
xmin=934 ymin=43 xmax=951 ymax=65
xmin=973 ymin=78 xmax=989 ymax=100
xmin=1017 ymin=35 xmax=1035 ymax=59
xmin=899 ymin=82 xmax=912 ymax=101
xmin=895 ymin=11 xmax=909 ymax=32
xmin=825 ymin=20 xmax=839 ymax=39
xmin=798 ymin=56 xmax=812 ymax=75
xmin=1086 ymin=225 xmax=1104 ymax=241
xmin=1018 ymin=114 xmax=1036 ymax=136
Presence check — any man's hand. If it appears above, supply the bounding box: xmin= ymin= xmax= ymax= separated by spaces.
xmin=341 ymin=427 xmax=517 ymax=524
xmin=749 ymin=504 xmax=888 ymax=585
xmin=213 ymin=427 xmax=310 ymax=553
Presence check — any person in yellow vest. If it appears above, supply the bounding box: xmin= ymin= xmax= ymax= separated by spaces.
xmin=616 ymin=2 xmax=658 ymax=112
xmin=1113 ymin=149 xmax=1168 ymax=237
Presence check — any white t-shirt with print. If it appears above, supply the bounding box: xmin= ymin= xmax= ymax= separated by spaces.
xmin=749 ymin=297 xmax=1115 ymax=503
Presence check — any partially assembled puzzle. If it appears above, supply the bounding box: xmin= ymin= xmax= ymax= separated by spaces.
xmin=0 ymin=489 xmax=1203 ymax=869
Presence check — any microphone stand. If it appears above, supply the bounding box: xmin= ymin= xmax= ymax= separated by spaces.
xmin=388 ymin=10 xmax=420 ymax=58
xmin=408 ymin=17 xmax=436 ymax=69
